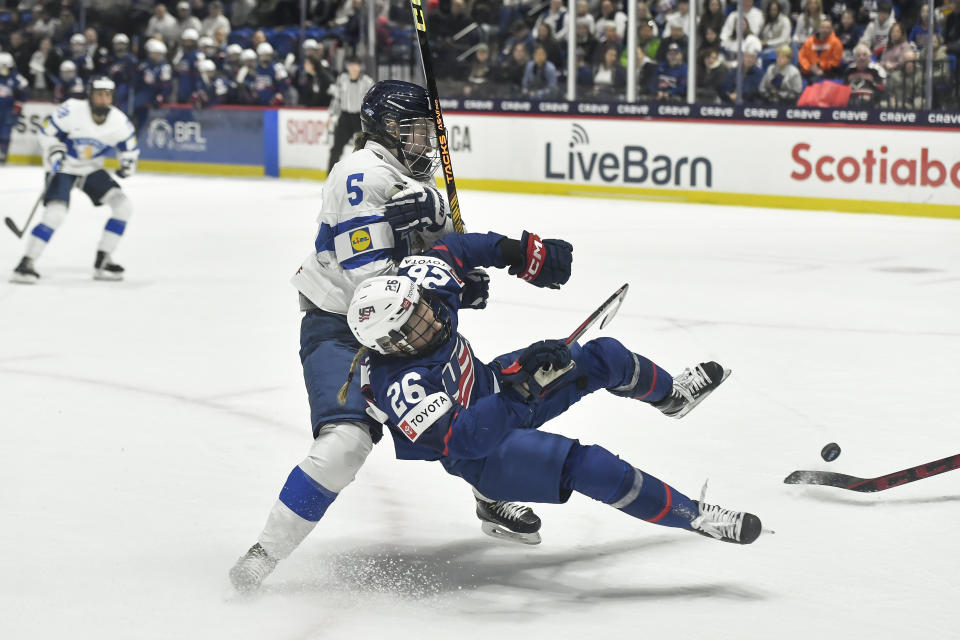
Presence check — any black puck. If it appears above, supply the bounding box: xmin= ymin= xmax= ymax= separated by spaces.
xmin=821 ymin=442 xmax=841 ymax=462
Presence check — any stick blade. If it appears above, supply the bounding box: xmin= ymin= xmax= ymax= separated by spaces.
xmin=783 ymin=470 xmax=866 ymax=490
xmin=598 ymin=283 xmax=629 ymax=330
xmin=4 ymin=217 xmax=25 ymax=238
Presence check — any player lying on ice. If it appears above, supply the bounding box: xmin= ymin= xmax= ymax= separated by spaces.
xmin=345 ymin=231 xmax=763 ymax=545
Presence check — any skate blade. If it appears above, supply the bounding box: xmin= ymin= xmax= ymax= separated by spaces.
xmin=670 ymin=368 xmax=731 ymax=419
xmin=93 ymin=270 xmax=124 ymax=281
xmin=480 ymin=521 xmax=542 ymax=545
xmin=9 ymin=273 xmax=38 ymax=284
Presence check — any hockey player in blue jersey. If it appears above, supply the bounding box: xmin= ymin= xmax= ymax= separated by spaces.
xmin=0 ymin=52 xmax=29 ymax=165
xmin=229 ymin=80 xmax=557 ymax=593
xmin=134 ymin=39 xmax=173 ymax=131
xmin=238 ymin=42 xmax=289 ymax=106
xmin=173 ymin=28 xmax=204 ymax=104
xmin=105 ymin=34 xmax=139 ymax=114
xmin=345 ymin=232 xmax=763 ymax=546
xmin=10 ymin=77 xmax=139 ymax=284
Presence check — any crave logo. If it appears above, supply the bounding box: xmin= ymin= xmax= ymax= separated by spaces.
xmin=350 ymin=228 xmax=372 ymax=252
xmin=791 ymin=143 xmax=960 ymax=189
xmin=545 ymin=124 xmax=712 ymax=187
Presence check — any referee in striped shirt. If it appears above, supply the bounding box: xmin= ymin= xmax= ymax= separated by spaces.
xmin=327 ymin=56 xmax=374 ymax=173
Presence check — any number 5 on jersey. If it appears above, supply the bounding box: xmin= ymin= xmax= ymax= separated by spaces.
xmin=347 ymin=173 xmax=364 ymax=205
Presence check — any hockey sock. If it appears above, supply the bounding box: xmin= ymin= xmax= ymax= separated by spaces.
xmin=560 ymin=443 xmax=697 ymax=529
xmin=608 ymin=351 xmax=672 ymax=403
xmin=256 ymin=465 xmax=338 ymax=559
xmin=24 ymin=201 xmax=68 ymax=260
xmin=97 ymin=189 xmax=133 ymax=254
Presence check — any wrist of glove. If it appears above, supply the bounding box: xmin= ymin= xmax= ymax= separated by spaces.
xmin=383 ymin=184 xmax=446 ymax=236
xmin=507 ymin=230 xmax=573 ymax=290
xmin=461 ymin=268 xmax=490 ymax=310
xmin=116 ymin=157 xmax=137 ymax=179
xmin=500 ymin=339 xmax=575 ymax=400
xmin=47 ymin=149 xmax=65 ymax=173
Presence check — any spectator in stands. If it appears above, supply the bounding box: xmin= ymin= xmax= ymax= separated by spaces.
xmin=793 ymin=0 xmax=826 ymax=46
xmin=699 ymin=25 xmax=721 ymax=59
xmin=496 ymin=41 xmax=530 ymax=96
xmin=844 ymin=42 xmax=886 ymax=105
xmin=106 ymin=33 xmax=138 ymax=113
xmin=575 ymin=18 xmax=600 ymax=66
xmin=176 ymin=1 xmax=202 ymax=38
xmin=886 ymin=47 xmax=924 ymax=109
xmin=721 ymin=16 xmax=761 ymax=62
xmin=595 ymin=0 xmax=627 ymax=39
xmin=134 ymin=39 xmax=172 ymax=130
xmin=909 ymin=3 xmax=941 ymax=54
xmin=696 ymin=46 xmax=727 ymax=102
xmin=232 ymin=0 xmax=258 ymax=27
xmin=174 ymin=28 xmax=203 ymax=103
xmin=573 ymin=0 xmax=596 ymax=38
xmin=638 ymin=19 xmax=660 ymax=60
xmin=859 ymin=1 xmax=894 ymax=53
xmin=798 ymin=18 xmax=843 ymax=82
xmin=722 ymin=45 xmax=764 ymax=103
xmin=522 ymin=43 xmax=560 ymax=99
xmin=879 ymin=22 xmax=911 ymax=71
xmin=499 ymin=19 xmax=534 ymax=64
xmin=465 ymin=43 xmax=493 ymax=97
xmin=27 ymin=6 xmax=58 ymax=42
xmin=54 ymin=60 xmax=85 ymax=103
xmin=653 ymin=42 xmax=687 ymax=101
xmin=759 ymin=0 xmax=792 ymax=55
xmin=201 ymin=1 xmax=231 ymax=39
xmin=194 ymin=58 xmax=233 ymax=107
xmin=592 ymin=43 xmax=626 ymax=99
xmin=52 ymin=8 xmax=79 ymax=47
xmin=946 ymin=0 xmax=960 ymax=65
xmin=698 ymin=0 xmax=725 ymax=43
xmin=251 ymin=29 xmax=268 ymax=50
xmin=635 ymin=44 xmax=659 ymax=99
xmin=67 ymin=33 xmax=95 ymax=79
xmin=721 ymin=0 xmax=764 ymax=48
xmin=6 ymin=31 xmax=32 ymax=77
xmin=835 ymin=8 xmax=864 ymax=62
xmin=666 ymin=0 xmax=691 ymax=36
xmin=27 ymin=36 xmax=55 ymax=96
xmin=534 ymin=23 xmax=563 ymax=68
xmin=296 ymin=40 xmax=334 ymax=106
xmin=658 ymin=17 xmax=688 ymax=62
xmin=535 ymin=0 xmax=569 ymax=39
xmin=759 ymin=43 xmax=802 ymax=104
xmin=146 ymin=2 xmax=180 ymax=49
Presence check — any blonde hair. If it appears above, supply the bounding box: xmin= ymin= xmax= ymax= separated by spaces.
xmin=336 ymin=347 xmax=369 ymax=405
xmin=777 ymin=44 xmax=792 ymax=58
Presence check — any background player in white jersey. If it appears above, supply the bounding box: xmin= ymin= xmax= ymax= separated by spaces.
xmin=10 ymin=76 xmax=138 ymax=284
xmin=230 ymin=80 xmax=553 ymax=593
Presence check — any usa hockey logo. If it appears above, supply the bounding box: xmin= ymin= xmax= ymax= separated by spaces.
xmin=358 ymin=306 xmax=375 ymax=322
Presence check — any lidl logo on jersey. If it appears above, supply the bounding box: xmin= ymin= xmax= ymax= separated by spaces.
xmin=147 ymin=117 xmax=207 ymax=152
xmin=544 ymin=123 xmax=713 ymax=189
xmin=349 ymin=228 xmax=372 ymax=253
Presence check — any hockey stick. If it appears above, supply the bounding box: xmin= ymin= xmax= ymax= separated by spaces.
xmin=4 ymin=172 xmax=53 ymax=238
xmin=783 ymin=452 xmax=960 ymax=493
xmin=502 ymin=283 xmax=629 ymax=395
xmin=409 ymin=0 xmax=465 ymax=233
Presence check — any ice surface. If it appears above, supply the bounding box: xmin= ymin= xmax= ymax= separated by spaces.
xmin=1 ymin=167 xmax=958 ymax=639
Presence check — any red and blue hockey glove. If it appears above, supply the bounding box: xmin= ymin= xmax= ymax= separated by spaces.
xmin=500 ymin=339 xmax=576 ymax=399
xmin=508 ymin=231 xmax=573 ymax=289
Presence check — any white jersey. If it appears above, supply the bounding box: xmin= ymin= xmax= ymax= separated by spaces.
xmin=40 ymin=99 xmax=139 ymax=177
xmin=291 ymin=140 xmax=452 ymax=315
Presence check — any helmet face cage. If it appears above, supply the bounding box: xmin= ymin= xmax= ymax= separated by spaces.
xmin=385 ymin=295 xmax=450 ymax=356
xmin=397 ymin=118 xmax=440 ymax=182
xmin=360 ymin=80 xmax=439 ymax=181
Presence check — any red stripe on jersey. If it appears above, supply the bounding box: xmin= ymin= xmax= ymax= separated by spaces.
xmin=646 ymin=484 xmax=673 ymax=523
xmin=432 ymin=245 xmax=463 ymax=268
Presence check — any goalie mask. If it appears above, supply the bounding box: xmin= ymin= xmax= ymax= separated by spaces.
xmin=359 ymin=80 xmax=440 ymax=181
xmin=348 ymin=276 xmax=451 ymax=356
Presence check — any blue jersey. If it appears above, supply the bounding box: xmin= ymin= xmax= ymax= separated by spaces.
xmin=105 ymin=52 xmax=138 ymax=108
xmin=174 ymin=49 xmax=204 ymax=103
xmin=0 ymin=71 xmax=29 ymax=112
xmin=361 ymin=232 xmax=532 ymax=462
xmin=135 ymin=60 xmax=173 ymax=108
xmin=653 ymin=62 xmax=688 ymax=96
xmin=54 ymin=77 xmax=85 ymax=103
xmin=242 ymin=62 xmax=289 ymax=105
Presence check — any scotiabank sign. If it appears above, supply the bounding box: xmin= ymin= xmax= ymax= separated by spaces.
xmin=791 ymin=143 xmax=960 ymax=189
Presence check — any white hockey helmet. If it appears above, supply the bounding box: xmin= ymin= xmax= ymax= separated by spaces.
xmin=60 ymin=59 xmax=77 ymax=77
xmin=198 ymin=35 xmax=215 ymax=49
xmin=240 ymin=48 xmax=256 ymax=62
xmin=145 ymin=38 xmax=167 ymax=55
xmin=302 ymin=38 xmax=319 ymax=51
xmin=112 ymin=33 xmax=130 ymax=47
xmin=0 ymin=52 xmax=14 ymax=72
xmin=181 ymin=27 xmax=199 ymax=42
xmin=256 ymin=42 xmax=274 ymax=58
xmin=70 ymin=33 xmax=86 ymax=45
xmin=226 ymin=43 xmax=243 ymax=57
xmin=347 ymin=276 xmax=451 ymax=356
xmin=198 ymin=58 xmax=216 ymax=73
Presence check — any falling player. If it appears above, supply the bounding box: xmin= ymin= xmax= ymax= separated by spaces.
xmin=229 ymin=80 xmax=568 ymax=593
xmin=345 ymin=231 xmax=762 ymax=547
xmin=10 ymin=76 xmax=138 ymax=284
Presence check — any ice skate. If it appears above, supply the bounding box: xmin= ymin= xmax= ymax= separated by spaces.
xmin=474 ymin=489 xmax=542 ymax=545
xmin=93 ymin=250 xmax=124 ymax=281
xmin=691 ymin=501 xmax=762 ymax=545
xmin=229 ymin=543 xmax=278 ymax=593
xmin=10 ymin=257 xmax=40 ymax=284
xmin=653 ymin=361 xmax=730 ymax=419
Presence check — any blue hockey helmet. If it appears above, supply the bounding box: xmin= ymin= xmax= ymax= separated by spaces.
xmin=360 ymin=80 xmax=440 ymax=181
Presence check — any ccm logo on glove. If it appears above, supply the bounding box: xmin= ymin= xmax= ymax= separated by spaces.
xmin=521 ymin=237 xmax=544 ymax=282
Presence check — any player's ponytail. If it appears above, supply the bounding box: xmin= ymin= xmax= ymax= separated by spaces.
xmin=336 ymin=346 xmax=369 ymax=405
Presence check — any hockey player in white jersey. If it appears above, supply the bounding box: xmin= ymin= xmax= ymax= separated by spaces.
xmin=10 ymin=76 xmax=139 ymax=284
xmin=229 ymin=80 xmax=545 ymax=593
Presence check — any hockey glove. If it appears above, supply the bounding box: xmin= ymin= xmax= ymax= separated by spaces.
xmin=461 ymin=268 xmax=490 ymax=310
xmin=384 ymin=184 xmax=446 ymax=236
xmin=47 ymin=148 xmax=65 ymax=174
xmin=500 ymin=339 xmax=576 ymax=400
xmin=116 ymin=154 xmax=137 ymax=179
xmin=508 ymin=231 xmax=573 ymax=290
